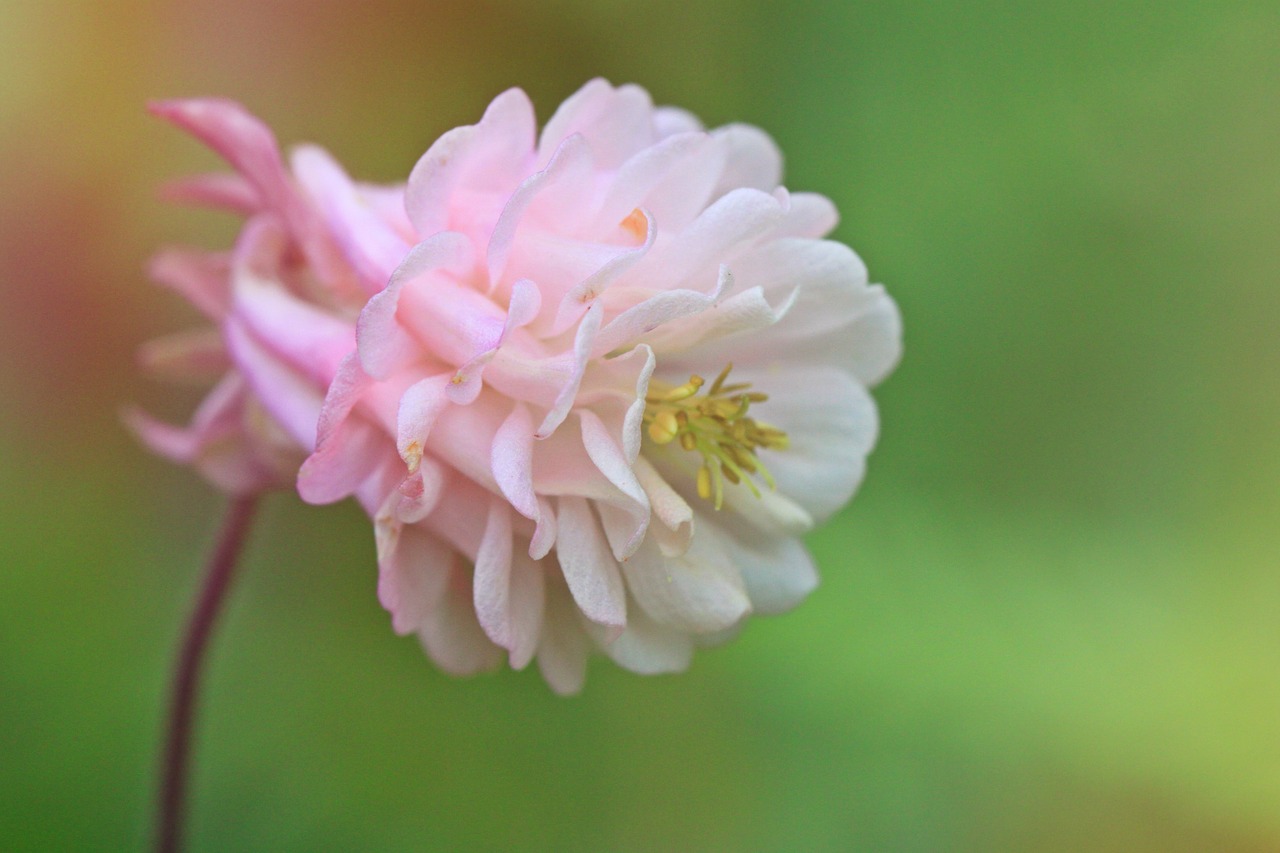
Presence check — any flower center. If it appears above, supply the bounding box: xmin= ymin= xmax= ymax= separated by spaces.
xmin=642 ymin=364 xmax=789 ymax=510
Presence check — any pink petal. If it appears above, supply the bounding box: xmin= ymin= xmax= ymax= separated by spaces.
xmin=159 ymin=172 xmax=259 ymax=213
xmin=536 ymin=79 xmax=655 ymax=170
xmin=395 ymin=374 xmax=452 ymax=472
xmin=418 ymin=558 xmax=505 ymax=676
xmin=291 ymin=144 xmax=412 ymax=293
xmin=709 ymin=124 xmax=783 ymax=198
xmin=295 ymin=415 xmax=387 ymax=504
xmin=222 ymin=316 xmax=325 ymax=450
xmin=149 ymin=98 xmax=291 ymax=213
xmin=378 ymin=523 xmax=453 ymax=634
xmin=405 ymin=87 xmax=537 ymax=238
xmin=137 ymin=327 xmax=229 ymax=381
xmin=148 ymin=248 xmax=231 ymax=320
xmin=634 ymin=186 xmax=784 ymax=288
xmin=550 ymin=208 xmax=655 ymax=335
xmin=487 ymin=133 xmax=593 ymax=286
xmin=357 ymin=231 xmax=473 ymax=379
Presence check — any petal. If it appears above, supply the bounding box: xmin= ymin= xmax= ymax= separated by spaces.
xmin=406 ymin=87 xmax=537 ymax=237
xmin=395 ymin=374 xmax=452 ymax=472
xmin=535 ymin=301 xmax=602 ymax=439
xmin=137 ymin=327 xmax=229 ymax=382
xmin=554 ymin=495 xmax=626 ymax=630
xmin=633 ymin=187 xmax=784 ymax=288
xmin=491 ymin=402 xmax=539 ymax=520
xmin=633 ymin=456 xmax=694 ymax=557
xmin=378 ymin=523 xmax=453 ymax=634
xmin=744 ymin=366 xmax=880 ymax=524
xmin=291 ymin=144 xmax=412 ymax=293
xmin=587 ymin=594 xmax=693 ymax=675
xmin=148 ymin=248 xmax=231 ymax=319
xmin=536 ymin=79 xmax=655 ymax=170
xmin=357 ymin=231 xmax=474 ymax=379
xmin=231 ymin=268 xmax=354 ymax=384
xmin=158 ymin=172 xmax=259 ymax=213
xmin=772 ymin=192 xmax=839 ymax=239
xmin=619 ymin=535 xmax=751 ymax=634
xmin=506 ymin=551 xmax=547 ymax=670
xmin=473 ymin=498 xmax=515 ymax=648
xmin=702 ymin=237 xmax=902 ymax=385
xmin=222 ymin=316 xmax=325 ymax=450
xmin=590 ymin=265 xmax=735 ymax=356
xmin=149 ymin=98 xmax=291 ymax=213
xmin=579 ymin=409 xmax=650 ymax=560
xmin=418 ymin=557 xmax=504 ymax=676
xmin=699 ymin=521 xmax=817 ymax=615
xmin=487 ymin=132 xmax=594 ymax=286
xmin=536 ymin=574 xmax=591 ymax=694
xmin=709 ymin=124 xmax=783 ymax=198
xmin=295 ymin=415 xmax=387 ymax=504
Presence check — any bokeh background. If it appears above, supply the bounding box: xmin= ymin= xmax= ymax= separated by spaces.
xmin=3 ymin=1 xmax=1278 ymax=850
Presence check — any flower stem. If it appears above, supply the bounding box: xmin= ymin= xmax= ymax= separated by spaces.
xmin=156 ymin=496 xmax=259 ymax=853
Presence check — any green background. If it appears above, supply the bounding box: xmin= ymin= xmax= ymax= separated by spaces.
xmin=2 ymin=1 xmax=1278 ymax=849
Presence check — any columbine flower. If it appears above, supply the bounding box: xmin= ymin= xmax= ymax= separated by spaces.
xmin=135 ymin=81 xmax=899 ymax=693
xmin=282 ymin=79 xmax=903 ymax=692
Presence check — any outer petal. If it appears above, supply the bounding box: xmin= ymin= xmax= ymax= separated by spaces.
xmin=554 ymin=495 xmax=626 ymax=630
xmin=419 ymin=557 xmax=504 ymax=676
xmin=619 ymin=536 xmax=751 ymax=634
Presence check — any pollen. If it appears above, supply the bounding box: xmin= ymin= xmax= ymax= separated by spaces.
xmin=642 ymin=363 xmax=788 ymax=510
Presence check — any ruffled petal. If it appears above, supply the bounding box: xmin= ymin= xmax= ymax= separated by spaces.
xmin=418 ymin=557 xmax=505 ymax=676
xmin=553 ymin=495 xmax=626 ymax=630
xmin=619 ymin=536 xmax=750 ymax=634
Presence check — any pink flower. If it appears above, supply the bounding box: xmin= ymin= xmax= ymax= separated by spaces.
xmin=135 ymin=81 xmax=901 ymax=694
xmin=293 ymin=80 xmax=901 ymax=691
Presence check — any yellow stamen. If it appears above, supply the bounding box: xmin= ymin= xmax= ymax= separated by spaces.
xmin=641 ymin=364 xmax=789 ymax=508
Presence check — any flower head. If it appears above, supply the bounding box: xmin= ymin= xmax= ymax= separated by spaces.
xmin=137 ymin=81 xmax=901 ymax=693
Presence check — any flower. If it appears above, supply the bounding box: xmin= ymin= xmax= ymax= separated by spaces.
xmin=136 ymin=80 xmax=901 ymax=694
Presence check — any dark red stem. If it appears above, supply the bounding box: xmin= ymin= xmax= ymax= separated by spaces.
xmin=156 ymin=496 xmax=258 ymax=853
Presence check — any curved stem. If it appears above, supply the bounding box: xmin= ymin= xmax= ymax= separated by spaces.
xmin=156 ymin=496 xmax=259 ymax=853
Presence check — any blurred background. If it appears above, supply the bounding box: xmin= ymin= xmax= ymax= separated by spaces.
xmin=2 ymin=1 xmax=1278 ymax=850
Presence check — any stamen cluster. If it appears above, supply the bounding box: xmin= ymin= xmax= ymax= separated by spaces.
xmin=644 ymin=364 xmax=789 ymax=509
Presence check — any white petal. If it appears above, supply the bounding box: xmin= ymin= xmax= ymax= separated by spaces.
xmin=747 ymin=366 xmax=880 ymax=524
xmin=709 ymin=124 xmax=783 ymax=198
xmin=619 ymin=536 xmax=751 ymax=634
xmin=507 ymin=551 xmax=547 ymax=670
xmin=579 ymin=409 xmax=650 ymax=559
xmin=554 ymin=495 xmax=627 ymax=630
xmin=473 ymin=498 xmax=515 ymax=648
xmin=699 ymin=521 xmax=817 ymax=615
xmin=587 ymin=595 xmax=693 ymax=675
xmin=536 ymin=574 xmax=590 ymax=694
